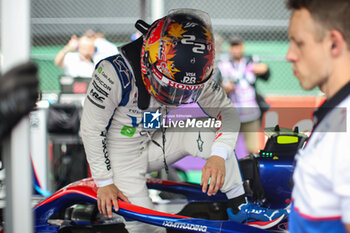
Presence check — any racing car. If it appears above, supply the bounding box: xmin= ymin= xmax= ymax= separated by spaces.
xmin=33 ymin=125 xmax=308 ymax=233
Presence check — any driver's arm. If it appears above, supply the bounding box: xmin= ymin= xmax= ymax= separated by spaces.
xmin=81 ymin=60 xmax=121 ymax=185
xmin=197 ymin=79 xmax=241 ymax=195
xmin=81 ymin=59 xmax=131 ymax=217
xmin=197 ymin=79 xmax=240 ymax=160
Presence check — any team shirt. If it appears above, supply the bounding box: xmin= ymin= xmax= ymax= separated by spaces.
xmin=290 ymin=82 xmax=350 ymax=233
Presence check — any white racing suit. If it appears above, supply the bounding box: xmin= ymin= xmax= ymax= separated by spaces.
xmin=81 ymin=45 xmax=244 ymax=232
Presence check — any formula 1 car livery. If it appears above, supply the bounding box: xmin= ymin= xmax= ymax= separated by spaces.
xmin=33 ymin=126 xmax=307 ymax=233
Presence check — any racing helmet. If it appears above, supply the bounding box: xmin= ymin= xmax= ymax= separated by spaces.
xmin=141 ymin=9 xmax=215 ymax=105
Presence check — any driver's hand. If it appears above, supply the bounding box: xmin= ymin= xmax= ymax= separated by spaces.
xmin=201 ymin=155 xmax=226 ymax=196
xmin=97 ymin=184 xmax=130 ymax=218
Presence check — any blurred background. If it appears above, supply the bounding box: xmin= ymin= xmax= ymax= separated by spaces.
xmin=0 ymin=1 xmax=327 ymax=232
xmin=0 ymin=0 xmax=324 ymax=195
xmin=6 ymin=0 xmax=320 ymax=96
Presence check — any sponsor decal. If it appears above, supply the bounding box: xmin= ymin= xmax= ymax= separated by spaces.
xmin=152 ymin=67 xmax=204 ymax=90
xmin=197 ymin=132 xmax=204 ymax=152
xmin=101 ymin=71 xmax=114 ymax=85
xmin=127 ymin=114 xmax=143 ymax=127
xmin=90 ymin=89 xmax=105 ymax=102
xmin=120 ymin=126 xmax=136 ymax=137
xmin=92 ymin=80 xmax=109 ymax=97
xmin=100 ymin=131 xmax=111 ymax=170
xmin=143 ymin=110 xmax=161 ymax=129
xmin=184 ymin=22 xmax=198 ymax=28
xmin=87 ymin=95 xmax=105 ymax=109
xmin=96 ymin=64 xmax=114 ymax=85
xmin=94 ymin=74 xmax=112 ymax=91
xmin=162 ymin=221 xmax=207 ymax=232
xmin=167 ymin=80 xmax=204 ymax=90
xmin=128 ymin=109 xmax=142 ymax=114
xmin=182 ymin=73 xmax=196 ymax=84
xmin=209 ymin=80 xmax=220 ymax=92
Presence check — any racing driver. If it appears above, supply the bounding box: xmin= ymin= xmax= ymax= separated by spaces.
xmin=81 ymin=9 xmax=286 ymax=232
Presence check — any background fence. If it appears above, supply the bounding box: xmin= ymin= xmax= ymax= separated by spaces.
xmin=5 ymin=0 xmax=321 ymax=96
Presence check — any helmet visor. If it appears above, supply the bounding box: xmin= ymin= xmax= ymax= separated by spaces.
xmin=166 ymin=9 xmax=213 ymax=34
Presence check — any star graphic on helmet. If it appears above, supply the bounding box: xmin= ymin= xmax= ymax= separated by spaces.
xmin=151 ymin=110 xmax=161 ymax=122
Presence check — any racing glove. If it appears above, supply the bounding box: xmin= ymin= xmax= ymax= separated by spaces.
xmin=0 ymin=62 xmax=39 ymax=141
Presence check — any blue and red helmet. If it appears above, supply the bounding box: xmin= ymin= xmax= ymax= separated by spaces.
xmin=141 ymin=9 xmax=215 ymax=105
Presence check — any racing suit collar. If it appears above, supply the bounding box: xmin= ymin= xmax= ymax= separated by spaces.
xmin=313 ymin=81 xmax=350 ymax=126
xmin=120 ymin=37 xmax=151 ymax=110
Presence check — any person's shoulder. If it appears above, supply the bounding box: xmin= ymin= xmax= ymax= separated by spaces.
xmin=244 ymin=55 xmax=255 ymax=63
xmin=95 ymin=55 xmax=132 ymax=88
xmin=98 ymin=54 xmax=131 ymax=73
xmin=202 ymin=78 xmax=222 ymax=94
xmin=94 ymin=56 xmax=121 ymax=79
xmin=216 ymin=52 xmax=229 ymax=62
xmin=95 ymin=54 xmax=125 ymax=69
xmin=321 ymin=97 xmax=349 ymax=133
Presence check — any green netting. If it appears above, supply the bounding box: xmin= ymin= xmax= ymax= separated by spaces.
xmin=33 ymin=41 xmax=320 ymax=96
xmin=32 ymin=44 xmax=123 ymax=92
xmin=32 ymin=46 xmax=65 ymax=92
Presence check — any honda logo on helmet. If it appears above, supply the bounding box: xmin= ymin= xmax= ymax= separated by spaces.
xmin=168 ymin=80 xmax=204 ymax=90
